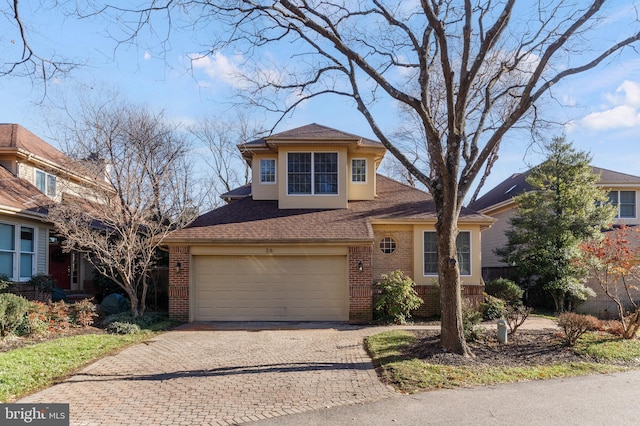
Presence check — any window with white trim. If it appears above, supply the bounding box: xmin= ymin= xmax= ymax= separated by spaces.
xmin=287 ymin=152 xmax=338 ymax=195
xmin=35 ymin=169 xmax=57 ymax=197
xmin=0 ymin=223 xmax=35 ymax=280
xmin=423 ymin=231 xmax=471 ymax=276
xmin=608 ymin=190 xmax=636 ymax=218
xmin=351 ymin=159 xmax=367 ymax=183
xmin=379 ymin=237 xmax=397 ymax=254
xmin=260 ymin=159 xmax=276 ymax=184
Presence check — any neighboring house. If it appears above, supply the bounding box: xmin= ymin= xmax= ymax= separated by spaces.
xmin=164 ymin=124 xmax=494 ymax=323
xmin=469 ymin=166 xmax=640 ymax=317
xmin=0 ymin=124 xmax=109 ymax=293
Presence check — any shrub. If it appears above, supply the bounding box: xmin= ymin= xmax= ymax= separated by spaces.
xmin=72 ymin=299 xmax=98 ymax=327
xmin=0 ymin=274 xmax=15 ymax=294
xmin=557 ymin=312 xmax=599 ymax=346
xmin=595 ymin=320 xmax=624 ymax=336
xmin=505 ymin=304 xmax=533 ymax=335
xmin=0 ymin=293 xmax=29 ymax=336
xmin=106 ymin=321 xmax=141 ymax=335
xmin=17 ymin=301 xmax=49 ymax=336
xmin=374 ymin=270 xmax=423 ymax=324
xmin=28 ymin=274 xmax=56 ymax=293
xmin=462 ymin=304 xmax=483 ymax=342
xmin=485 ymin=278 xmax=524 ymax=306
xmin=46 ymin=301 xmax=71 ymax=331
xmin=480 ymin=293 xmax=506 ymax=320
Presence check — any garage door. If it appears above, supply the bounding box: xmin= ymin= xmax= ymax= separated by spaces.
xmin=193 ymin=255 xmax=348 ymax=321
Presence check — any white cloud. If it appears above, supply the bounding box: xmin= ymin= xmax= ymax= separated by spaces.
xmin=605 ymin=80 xmax=640 ymax=107
xmin=144 ymin=51 xmax=152 ymax=60
xmin=581 ymin=80 xmax=640 ymax=130
xmin=582 ymin=105 xmax=640 ymax=130
xmin=190 ymin=52 xmax=249 ymax=89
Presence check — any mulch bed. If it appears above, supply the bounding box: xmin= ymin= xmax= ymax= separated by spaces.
xmin=405 ymin=329 xmax=591 ymax=367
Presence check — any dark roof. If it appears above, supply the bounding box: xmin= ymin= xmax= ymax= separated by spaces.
xmin=165 ymin=175 xmax=491 ymax=243
xmin=469 ymin=166 xmax=640 ymax=212
xmin=221 ymin=184 xmax=252 ymax=201
xmin=0 ymin=165 xmax=49 ymax=216
xmin=242 ymin=123 xmax=384 ymax=149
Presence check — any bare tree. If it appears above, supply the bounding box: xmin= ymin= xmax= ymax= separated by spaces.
xmin=102 ymin=1 xmax=640 ymax=355
xmin=2 ymin=1 xmax=76 ymax=86
xmin=189 ymin=115 xmax=259 ymax=209
xmin=48 ymin=99 xmax=195 ymax=317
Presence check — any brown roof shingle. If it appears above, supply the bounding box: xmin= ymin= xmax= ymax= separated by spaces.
xmin=0 ymin=166 xmax=49 ymax=216
xmin=165 ymin=175 xmax=490 ymax=244
xmin=0 ymin=124 xmax=72 ymax=168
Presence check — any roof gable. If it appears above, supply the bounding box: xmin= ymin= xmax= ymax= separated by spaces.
xmin=0 ymin=124 xmax=72 ymax=168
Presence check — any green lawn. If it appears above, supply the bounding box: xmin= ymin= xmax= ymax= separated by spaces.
xmin=366 ymin=330 xmax=634 ymax=394
xmin=0 ymin=332 xmax=155 ymax=402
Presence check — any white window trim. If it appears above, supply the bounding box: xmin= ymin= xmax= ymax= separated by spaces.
xmin=351 ymin=158 xmax=367 ymax=184
xmin=259 ymin=158 xmax=277 ymax=185
xmin=0 ymin=221 xmax=37 ymax=281
xmin=423 ymin=230 xmax=472 ymax=277
xmin=35 ymin=168 xmax=57 ymax=197
xmin=609 ymin=190 xmax=637 ymax=219
xmin=286 ymin=151 xmax=339 ymax=196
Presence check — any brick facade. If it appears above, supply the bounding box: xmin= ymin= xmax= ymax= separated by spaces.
xmin=168 ymin=245 xmax=190 ymax=321
xmin=348 ymin=245 xmax=373 ymax=323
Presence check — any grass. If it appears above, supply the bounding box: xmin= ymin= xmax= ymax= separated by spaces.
xmin=366 ymin=330 xmax=632 ymax=394
xmin=0 ymin=332 xmax=156 ymax=402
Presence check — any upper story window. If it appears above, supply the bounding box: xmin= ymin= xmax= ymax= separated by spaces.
xmin=260 ymin=159 xmax=276 ymax=184
xmin=287 ymin=152 xmax=338 ymax=195
xmin=0 ymin=222 xmax=35 ymax=281
xmin=351 ymin=159 xmax=367 ymax=183
xmin=35 ymin=169 xmax=57 ymax=197
xmin=608 ymin=190 xmax=636 ymax=218
xmin=423 ymin=231 xmax=471 ymax=276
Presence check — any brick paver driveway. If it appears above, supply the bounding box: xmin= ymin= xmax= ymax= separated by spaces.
xmin=19 ymin=323 xmax=403 ymax=425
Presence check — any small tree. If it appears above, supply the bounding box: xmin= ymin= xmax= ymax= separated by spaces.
xmin=497 ymin=137 xmax=616 ymax=312
xmin=48 ymin=96 xmax=196 ymax=317
xmin=579 ymin=226 xmax=640 ymax=339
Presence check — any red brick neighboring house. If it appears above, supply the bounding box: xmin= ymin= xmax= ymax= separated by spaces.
xmin=164 ymin=124 xmax=494 ymax=323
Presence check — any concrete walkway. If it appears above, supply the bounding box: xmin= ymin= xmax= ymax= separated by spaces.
xmin=18 ymin=319 xmax=558 ymax=426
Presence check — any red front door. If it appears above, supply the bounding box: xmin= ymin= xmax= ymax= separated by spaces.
xmin=49 ymin=244 xmax=71 ymax=289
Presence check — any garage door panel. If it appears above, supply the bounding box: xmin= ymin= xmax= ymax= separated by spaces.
xmin=193 ymin=255 xmax=348 ymax=321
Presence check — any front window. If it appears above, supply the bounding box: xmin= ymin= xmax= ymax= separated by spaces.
xmin=35 ymin=169 xmax=57 ymax=197
xmin=608 ymin=191 xmax=636 ymax=218
xmin=351 ymin=159 xmax=367 ymax=183
xmin=260 ymin=159 xmax=276 ymax=184
xmin=287 ymin=152 xmax=338 ymax=195
xmin=0 ymin=223 xmax=35 ymax=280
xmin=379 ymin=237 xmax=397 ymax=254
xmin=423 ymin=231 xmax=471 ymax=276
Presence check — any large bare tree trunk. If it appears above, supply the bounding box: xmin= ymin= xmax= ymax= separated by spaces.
xmin=434 ymin=168 xmax=472 ymax=357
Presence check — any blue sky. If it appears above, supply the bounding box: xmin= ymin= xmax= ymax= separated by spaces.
xmin=2 ymin=2 xmax=640 ymax=201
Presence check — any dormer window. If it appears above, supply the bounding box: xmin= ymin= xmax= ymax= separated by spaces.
xmin=35 ymin=169 xmax=56 ymax=197
xmin=351 ymin=159 xmax=367 ymax=183
xmin=260 ymin=159 xmax=276 ymax=184
xmin=287 ymin=152 xmax=338 ymax=195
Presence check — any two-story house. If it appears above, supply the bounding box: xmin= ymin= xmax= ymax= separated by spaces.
xmin=164 ymin=124 xmax=495 ymax=323
xmin=0 ymin=124 xmax=110 ymax=294
xmin=469 ymin=166 xmax=640 ymax=316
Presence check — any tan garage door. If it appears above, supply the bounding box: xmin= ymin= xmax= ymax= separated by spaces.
xmin=193 ymin=255 xmax=348 ymax=321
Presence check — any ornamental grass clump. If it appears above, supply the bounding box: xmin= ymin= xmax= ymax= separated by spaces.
xmin=374 ymin=270 xmax=423 ymax=324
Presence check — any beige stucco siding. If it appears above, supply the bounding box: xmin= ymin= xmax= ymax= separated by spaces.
xmin=277 ymin=147 xmax=349 ymax=209
xmin=251 ymin=154 xmax=278 ymax=200
xmin=412 ymin=224 xmax=484 ymax=286
xmin=347 ymin=154 xmax=377 ymax=200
